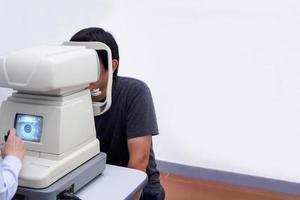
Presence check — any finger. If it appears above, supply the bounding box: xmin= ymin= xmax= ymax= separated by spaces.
xmin=16 ymin=138 xmax=24 ymax=147
xmin=7 ymin=128 xmax=18 ymax=142
xmin=17 ymin=138 xmax=24 ymax=146
xmin=14 ymin=130 xmax=23 ymax=140
xmin=8 ymin=128 xmax=16 ymax=136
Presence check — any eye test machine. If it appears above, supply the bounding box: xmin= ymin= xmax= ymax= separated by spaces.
xmin=0 ymin=42 xmax=113 ymax=199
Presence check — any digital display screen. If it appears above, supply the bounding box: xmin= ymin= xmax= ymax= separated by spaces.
xmin=14 ymin=114 xmax=43 ymax=142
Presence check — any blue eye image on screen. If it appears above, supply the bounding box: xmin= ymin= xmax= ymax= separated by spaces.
xmin=14 ymin=114 xmax=43 ymax=142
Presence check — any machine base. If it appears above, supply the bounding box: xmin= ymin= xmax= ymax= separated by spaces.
xmin=13 ymin=152 xmax=106 ymax=200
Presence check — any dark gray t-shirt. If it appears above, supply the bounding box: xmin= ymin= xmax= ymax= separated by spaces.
xmin=94 ymin=76 xmax=161 ymax=188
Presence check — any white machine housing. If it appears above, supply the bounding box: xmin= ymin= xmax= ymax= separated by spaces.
xmin=0 ymin=43 xmax=112 ymax=188
xmin=0 ymin=45 xmax=99 ymax=95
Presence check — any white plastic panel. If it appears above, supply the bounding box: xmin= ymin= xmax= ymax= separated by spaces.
xmin=0 ymin=45 xmax=99 ymax=94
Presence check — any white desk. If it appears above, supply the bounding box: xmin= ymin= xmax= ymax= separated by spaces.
xmin=76 ymin=164 xmax=148 ymax=200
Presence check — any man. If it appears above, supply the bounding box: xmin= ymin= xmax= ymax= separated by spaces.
xmin=0 ymin=128 xmax=25 ymax=200
xmin=70 ymin=27 xmax=165 ymax=200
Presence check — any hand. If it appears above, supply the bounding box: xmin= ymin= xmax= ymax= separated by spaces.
xmin=1 ymin=128 xmax=25 ymax=160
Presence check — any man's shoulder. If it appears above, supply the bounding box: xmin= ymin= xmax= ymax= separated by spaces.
xmin=116 ymin=76 xmax=149 ymax=91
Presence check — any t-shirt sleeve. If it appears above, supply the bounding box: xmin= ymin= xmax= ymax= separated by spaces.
xmin=126 ymin=83 xmax=159 ymax=139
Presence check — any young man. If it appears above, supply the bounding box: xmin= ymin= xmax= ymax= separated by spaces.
xmin=0 ymin=128 xmax=25 ymax=200
xmin=70 ymin=27 xmax=165 ymax=200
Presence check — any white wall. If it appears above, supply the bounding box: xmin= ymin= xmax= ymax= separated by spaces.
xmin=0 ymin=0 xmax=300 ymax=183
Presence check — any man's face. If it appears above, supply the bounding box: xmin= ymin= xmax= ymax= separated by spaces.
xmin=88 ymin=62 xmax=108 ymax=101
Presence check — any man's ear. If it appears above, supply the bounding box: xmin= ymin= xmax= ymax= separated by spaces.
xmin=112 ymin=59 xmax=119 ymax=72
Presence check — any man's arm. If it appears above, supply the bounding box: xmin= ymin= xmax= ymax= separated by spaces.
xmin=127 ymin=135 xmax=152 ymax=200
xmin=127 ymin=135 xmax=152 ymax=171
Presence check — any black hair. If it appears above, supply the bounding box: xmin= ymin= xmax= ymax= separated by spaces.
xmin=70 ymin=27 xmax=119 ymax=80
